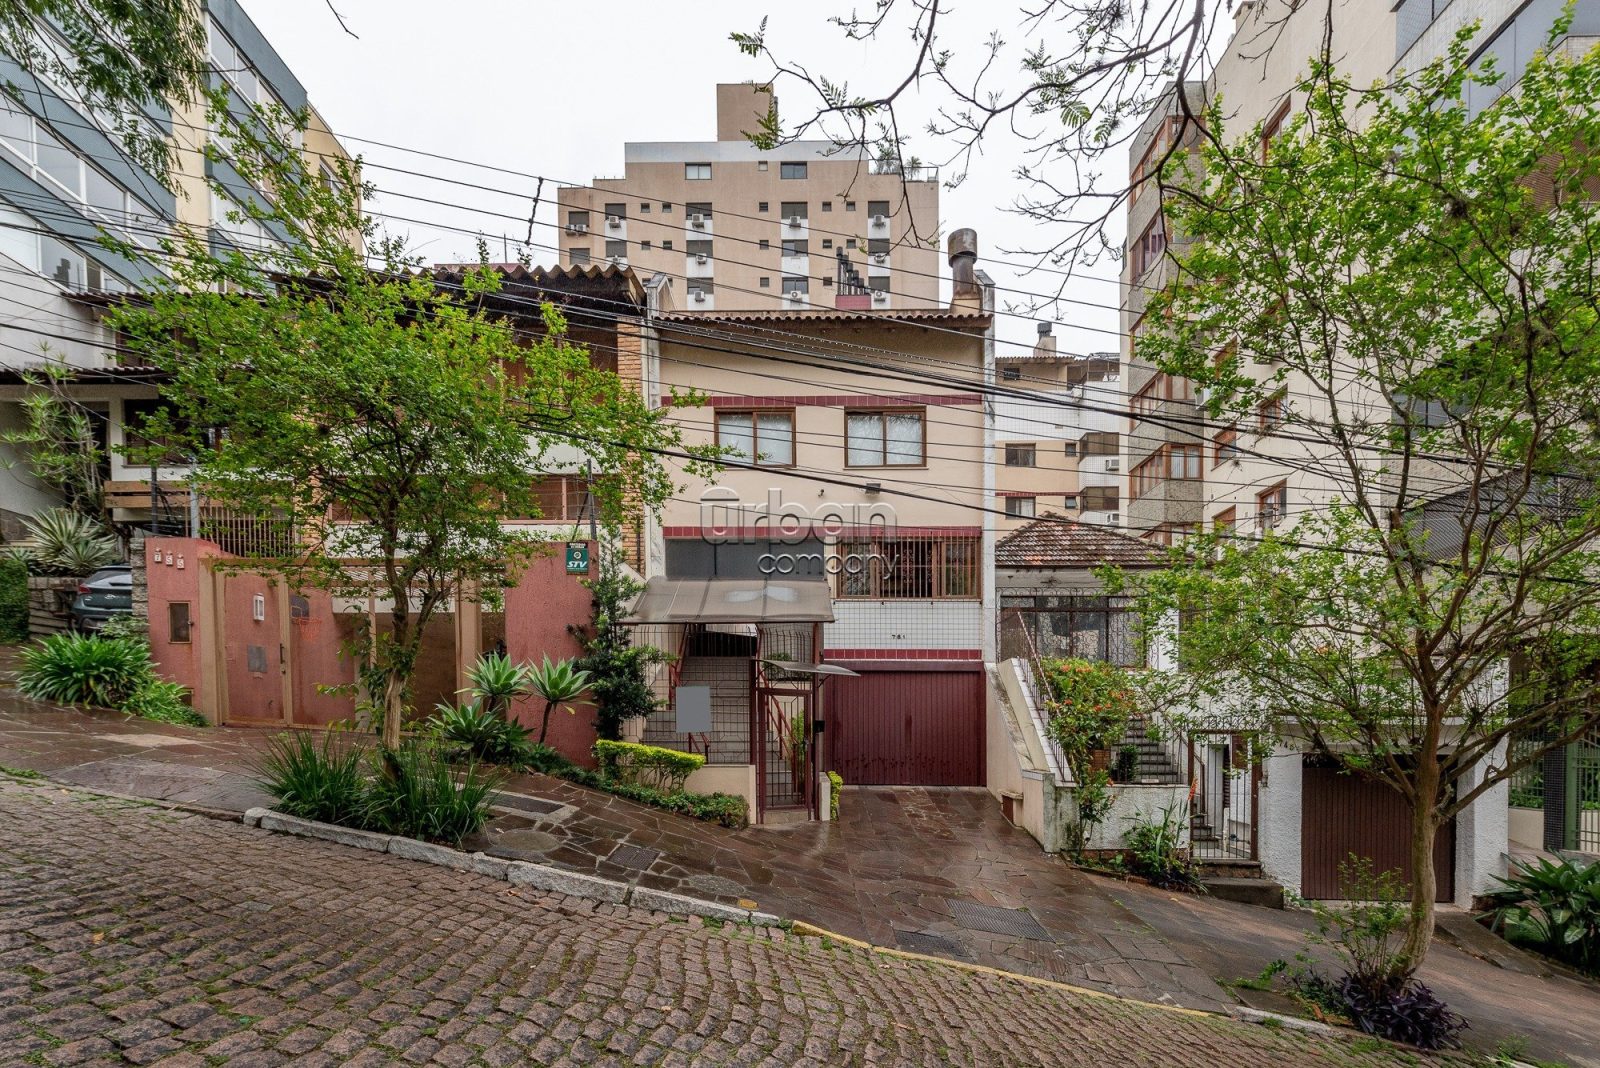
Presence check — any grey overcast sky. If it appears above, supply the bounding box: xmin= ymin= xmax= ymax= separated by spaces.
xmin=239 ymin=0 xmax=1133 ymax=359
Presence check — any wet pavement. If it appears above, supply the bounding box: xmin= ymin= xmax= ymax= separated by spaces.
xmin=5 ymin=670 xmax=1599 ymax=1063
xmin=0 ymin=684 xmax=1226 ymax=1011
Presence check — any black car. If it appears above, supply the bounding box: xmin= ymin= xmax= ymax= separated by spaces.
xmin=71 ymin=565 xmax=132 ymax=632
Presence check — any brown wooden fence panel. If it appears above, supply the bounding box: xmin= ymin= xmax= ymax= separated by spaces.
xmin=826 ymin=664 xmax=985 ymax=786
xmin=1301 ymin=761 xmax=1455 ymax=900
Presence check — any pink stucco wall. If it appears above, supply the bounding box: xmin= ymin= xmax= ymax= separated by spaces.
xmin=145 ymin=536 xmax=598 ymax=750
xmin=503 ymin=545 xmax=598 ymax=766
xmin=145 ymin=537 xmax=223 ymax=715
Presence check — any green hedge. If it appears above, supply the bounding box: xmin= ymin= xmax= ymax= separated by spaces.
xmin=0 ymin=556 xmax=27 ymax=642
xmin=561 ymin=764 xmax=748 ymax=829
xmin=593 ymin=738 xmax=705 ymax=792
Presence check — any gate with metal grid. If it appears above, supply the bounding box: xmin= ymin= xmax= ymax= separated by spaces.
xmin=1187 ymin=731 xmax=1259 ymax=863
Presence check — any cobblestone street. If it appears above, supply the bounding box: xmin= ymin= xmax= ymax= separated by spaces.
xmin=0 ymin=775 xmax=1456 ymax=1067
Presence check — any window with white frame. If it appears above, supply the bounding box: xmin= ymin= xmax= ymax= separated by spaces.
xmin=684 ymin=163 xmax=712 ymax=180
xmin=845 ymin=409 xmax=924 ymax=467
xmin=1005 ymin=496 xmax=1037 ymax=518
xmin=207 ymin=18 xmax=303 ymax=150
xmin=0 ymin=95 xmax=167 ymax=253
xmin=716 ymin=409 xmax=794 ymax=467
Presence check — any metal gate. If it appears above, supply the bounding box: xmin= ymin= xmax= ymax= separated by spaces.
xmin=1301 ymin=759 xmax=1456 ymax=901
xmin=826 ymin=665 xmax=985 ymax=786
xmin=756 ymin=685 xmax=813 ymax=819
xmin=1188 ymin=731 xmax=1259 ymax=862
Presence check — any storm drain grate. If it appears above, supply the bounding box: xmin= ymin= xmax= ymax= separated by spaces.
xmin=606 ymin=844 xmax=661 ymax=871
xmin=946 ymin=899 xmax=1053 ymax=941
xmin=493 ymin=793 xmax=563 ymax=816
xmin=895 ymin=929 xmax=973 ymax=959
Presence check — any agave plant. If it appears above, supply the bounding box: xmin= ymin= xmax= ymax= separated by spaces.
xmin=19 ymin=509 xmax=118 ymax=575
xmin=464 ymin=651 xmax=532 ymax=722
xmin=527 ymin=655 xmax=592 ymax=745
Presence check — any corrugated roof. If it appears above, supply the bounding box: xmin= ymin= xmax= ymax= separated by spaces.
xmin=996 ymin=513 xmax=1167 ymax=569
xmin=656 ymin=307 xmax=991 ymax=327
xmin=623 ymin=577 xmax=835 ymax=624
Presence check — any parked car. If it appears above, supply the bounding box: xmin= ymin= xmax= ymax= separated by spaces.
xmin=71 ymin=565 xmax=132 ymax=632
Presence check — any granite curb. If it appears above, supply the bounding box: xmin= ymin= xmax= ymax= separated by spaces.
xmin=244 ymin=806 xmax=786 ymax=928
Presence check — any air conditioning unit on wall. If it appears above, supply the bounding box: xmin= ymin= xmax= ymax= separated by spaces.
xmin=787 ymin=290 xmax=804 ymax=301
xmin=1105 ymin=458 xmax=1121 ymax=471
xmin=692 ymin=291 xmax=707 ymax=303
xmin=691 ymin=213 xmax=706 ymax=228
xmin=605 ymin=215 xmax=621 ymax=228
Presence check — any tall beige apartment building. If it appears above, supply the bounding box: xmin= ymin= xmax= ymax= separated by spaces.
xmin=556 ymin=84 xmax=941 ymax=312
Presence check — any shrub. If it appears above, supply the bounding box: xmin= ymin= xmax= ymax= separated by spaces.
xmin=18 ymin=509 xmax=118 ymax=575
xmin=122 ymin=680 xmax=205 ymax=727
xmin=1334 ymin=976 xmax=1467 ymax=1051
xmin=564 ymin=763 xmax=749 ymax=829
xmin=257 ymin=731 xmax=369 ymax=827
xmin=365 ymin=743 xmax=502 ymax=846
xmin=17 ymin=632 xmax=153 ymax=707
xmin=432 ymin=700 xmax=536 ymax=765
xmin=594 ymin=739 xmax=704 ymax=793
xmin=465 ymin=652 xmax=531 ymax=721
xmin=827 ymin=770 xmax=843 ymax=820
xmin=1283 ymin=857 xmax=1469 ymax=1050
xmin=97 ymin=614 xmax=149 ymax=641
xmin=1123 ymin=803 xmax=1202 ymax=891
xmin=527 ymin=655 xmax=592 ymax=745
xmin=1480 ymin=855 xmax=1600 ymax=975
xmin=520 ymin=742 xmax=574 ymax=776
xmin=0 ymin=555 xmax=27 ymax=642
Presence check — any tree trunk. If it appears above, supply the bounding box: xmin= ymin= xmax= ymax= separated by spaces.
xmin=380 ymin=671 xmax=405 ymax=750
xmin=538 ymin=699 xmax=554 ymax=745
xmin=1395 ymin=787 xmax=1439 ymax=980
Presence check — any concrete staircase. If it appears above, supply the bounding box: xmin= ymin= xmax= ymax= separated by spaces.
xmin=642 ymin=655 xmax=751 ymax=764
xmin=1116 ymin=720 xmax=1183 ymax=785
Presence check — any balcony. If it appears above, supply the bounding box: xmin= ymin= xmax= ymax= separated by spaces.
xmin=867 ymin=160 xmax=938 ymax=182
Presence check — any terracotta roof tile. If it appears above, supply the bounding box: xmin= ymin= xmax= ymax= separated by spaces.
xmin=995 ymin=512 xmax=1166 ymax=569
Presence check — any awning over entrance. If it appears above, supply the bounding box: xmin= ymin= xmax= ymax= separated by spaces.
xmin=622 ymin=577 xmax=834 ymax=625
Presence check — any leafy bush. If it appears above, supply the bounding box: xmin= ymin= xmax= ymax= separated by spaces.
xmin=432 ymin=700 xmax=537 ymax=765
xmin=365 ymin=743 xmax=503 ymax=846
xmin=0 ymin=554 xmax=27 ymax=642
xmin=573 ymin=556 xmax=663 ymax=740
xmin=1282 ymin=858 xmax=1468 ymax=1050
xmin=1481 ymin=855 xmax=1600 ymax=974
xmin=827 ymin=770 xmax=843 ymax=820
xmin=17 ymin=632 xmax=153 ymax=706
xmin=563 ymin=763 xmax=748 ymax=829
xmin=520 ymin=742 xmax=574 ymax=775
xmin=257 ymin=731 xmax=369 ymax=827
xmin=97 ymin=613 xmax=149 ymax=641
xmin=465 ymin=652 xmax=531 ymax=720
xmin=1123 ymin=803 xmax=1202 ymax=891
xmin=593 ymin=739 xmax=705 ymax=792
xmin=256 ymin=735 xmax=503 ymax=847
xmin=1334 ymin=975 xmax=1467 ymax=1051
xmin=18 ymin=509 xmax=118 ymax=575
xmin=122 ymin=680 xmax=205 ymax=727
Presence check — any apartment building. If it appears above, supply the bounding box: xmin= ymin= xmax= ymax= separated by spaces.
xmin=556 ymin=83 xmax=942 ymax=312
xmin=614 ymin=231 xmax=995 ymax=820
xmin=993 ymin=325 xmax=1122 ymax=531
xmin=0 ymin=0 xmax=353 ymax=536
xmin=1115 ymin=0 xmax=1597 ymax=902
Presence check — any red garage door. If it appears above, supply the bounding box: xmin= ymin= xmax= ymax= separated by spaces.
xmin=1301 ymin=759 xmax=1455 ymax=901
xmin=826 ymin=663 xmax=985 ymax=786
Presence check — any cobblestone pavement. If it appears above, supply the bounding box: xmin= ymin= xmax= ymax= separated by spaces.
xmin=0 ymin=696 xmax=1228 ymax=1010
xmin=0 ymin=776 xmax=1460 ymax=1068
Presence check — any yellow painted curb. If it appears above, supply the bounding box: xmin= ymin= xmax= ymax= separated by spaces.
xmin=787 ymin=921 xmax=1214 ymax=1019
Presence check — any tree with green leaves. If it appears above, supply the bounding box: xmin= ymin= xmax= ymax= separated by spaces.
xmin=572 ymin=549 xmax=664 ymax=741
xmin=1115 ymin=24 xmax=1600 ymax=981
xmin=108 ymin=95 xmax=691 ymax=750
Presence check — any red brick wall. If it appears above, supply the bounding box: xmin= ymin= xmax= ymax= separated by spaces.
xmin=503 ymin=545 xmax=597 ymax=766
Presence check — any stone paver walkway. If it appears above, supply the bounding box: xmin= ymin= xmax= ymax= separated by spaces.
xmin=0 ymin=775 xmax=1464 ymax=1067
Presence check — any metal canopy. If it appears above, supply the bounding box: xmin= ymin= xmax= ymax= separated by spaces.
xmin=622 ymin=577 xmax=834 ymax=625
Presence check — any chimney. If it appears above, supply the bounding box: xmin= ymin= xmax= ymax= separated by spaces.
xmin=1034 ymin=321 xmax=1057 ymax=359
xmin=948 ymin=228 xmax=979 ymax=304
xmin=717 ymin=83 xmax=774 ymax=143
